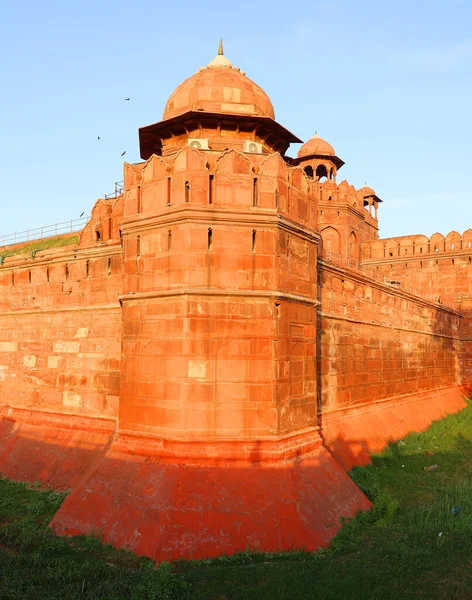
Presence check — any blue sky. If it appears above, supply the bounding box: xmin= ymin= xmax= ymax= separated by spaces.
xmin=1 ymin=0 xmax=471 ymax=239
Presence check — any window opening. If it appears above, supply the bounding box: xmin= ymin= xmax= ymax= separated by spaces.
xmin=208 ymin=228 xmax=213 ymax=251
xmin=185 ymin=181 xmax=190 ymax=203
xmin=209 ymin=174 xmax=214 ymax=204
xmin=253 ymin=178 xmax=259 ymax=207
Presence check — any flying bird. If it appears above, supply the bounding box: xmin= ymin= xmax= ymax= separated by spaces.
xmin=80 ymin=212 xmax=84 ymax=217
xmin=121 ymin=151 xmax=126 ymax=156
xmin=97 ymin=136 xmax=100 ymax=140
xmin=125 ymin=98 xmax=131 ymax=101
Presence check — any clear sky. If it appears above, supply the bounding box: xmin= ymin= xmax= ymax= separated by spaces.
xmin=1 ymin=0 xmax=471 ymax=240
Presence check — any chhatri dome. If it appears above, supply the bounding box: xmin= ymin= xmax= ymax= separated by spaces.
xmin=359 ymin=185 xmax=376 ymax=197
xmin=163 ymin=41 xmax=275 ymax=120
xmin=297 ymin=133 xmax=335 ymax=158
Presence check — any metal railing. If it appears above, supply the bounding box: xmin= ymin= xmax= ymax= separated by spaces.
xmin=0 ymin=216 xmax=90 ymax=248
xmin=104 ymin=180 xmax=124 ymax=199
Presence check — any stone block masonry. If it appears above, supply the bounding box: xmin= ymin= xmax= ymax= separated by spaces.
xmin=0 ymin=45 xmax=469 ymax=560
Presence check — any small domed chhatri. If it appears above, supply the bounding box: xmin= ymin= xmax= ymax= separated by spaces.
xmin=297 ymin=133 xmax=335 ymax=158
xmin=163 ymin=41 xmax=275 ymax=120
xmin=359 ymin=185 xmax=376 ymax=197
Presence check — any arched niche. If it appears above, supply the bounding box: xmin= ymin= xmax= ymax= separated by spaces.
xmin=320 ymin=226 xmax=341 ymax=257
xmin=349 ymin=231 xmax=358 ymax=260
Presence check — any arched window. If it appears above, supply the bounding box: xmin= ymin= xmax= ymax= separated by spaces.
xmin=304 ymin=165 xmax=314 ymax=178
xmin=316 ymin=164 xmax=328 ymax=182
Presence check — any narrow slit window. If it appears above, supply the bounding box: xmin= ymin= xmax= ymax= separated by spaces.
xmin=28 ymin=270 xmax=31 ymax=283
xmin=167 ymin=177 xmax=172 ymax=206
xmin=65 ymin=264 xmax=69 ymax=280
xmin=275 ymin=190 xmax=279 ymax=209
xmin=185 ymin=181 xmax=190 ymax=203
xmin=252 ymin=229 xmax=256 ymax=253
xmin=168 ymin=230 xmax=172 ymax=252
xmin=209 ymin=174 xmax=214 ymax=204
xmin=137 ymin=185 xmax=142 ymax=213
xmin=253 ymin=178 xmax=259 ymax=207
xmin=208 ymin=228 xmax=213 ymax=251
xmin=107 ymin=257 xmax=112 ymax=275
xmin=47 ymin=266 xmax=50 ymax=283
xmin=85 ymin=260 xmax=89 ymax=279
xmin=136 ymin=236 xmax=141 ymax=258
xmin=11 ymin=272 xmax=15 ymax=286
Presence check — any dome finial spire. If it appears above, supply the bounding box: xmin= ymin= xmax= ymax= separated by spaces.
xmin=207 ymin=40 xmax=233 ymax=69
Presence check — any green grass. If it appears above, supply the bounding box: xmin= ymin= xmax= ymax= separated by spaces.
xmin=183 ymin=399 xmax=472 ymax=600
xmin=0 ymin=480 xmax=191 ymax=599
xmin=0 ymin=235 xmax=79 ymax=259
xmin=3 ymin=402 xmax=472 ymax=599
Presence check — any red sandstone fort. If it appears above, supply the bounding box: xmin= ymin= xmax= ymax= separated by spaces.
xmin=0 ymin=44 xmax=470 ymax=561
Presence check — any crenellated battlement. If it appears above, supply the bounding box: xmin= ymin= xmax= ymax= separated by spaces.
xmin=362 ymin=229 xmax=472 ymax=261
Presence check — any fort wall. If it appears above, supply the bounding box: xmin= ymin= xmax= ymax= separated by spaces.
xmin=317 ymin=259 xmax=464 ymax=466
xmin=362 ymin=230 xmax=472 ymax=306
xmin=1 ymin=45 xmax=470 ymax=560
xmin=0 ymin=198 xmax=124 ymax=422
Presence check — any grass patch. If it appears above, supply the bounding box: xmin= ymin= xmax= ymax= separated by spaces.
xmin=183 ymin=399 xmax=472 ymax=599
xmin=0 ymin=479 xmax=191 ymax=599
xmin=0 ymin=235 xmax=78 ymax=259
xmin=3 ymin=401 xmax=472 ymax=598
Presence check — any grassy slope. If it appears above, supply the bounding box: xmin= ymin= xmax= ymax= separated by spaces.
xmin=0 ymin=235 xmax=79 ymax=259
xmin=0 ymin=482 xmax=190 ymax=599
xmin=2 ymin=402 xmax=472 ymax=599
xmin=184 ymin=401 xmax=472 ymax=600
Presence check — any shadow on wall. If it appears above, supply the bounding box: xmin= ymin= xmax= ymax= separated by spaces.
xmin=315 ymin=263 xmax=469 ymax=471
xmin=0 ymin=412 xmax=370 ymax=562
xmin=0 ymin=412 xmax=116 ymax=491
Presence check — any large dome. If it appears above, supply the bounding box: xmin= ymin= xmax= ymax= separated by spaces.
xmin=297 ymin=133 xmax=335 ymax=158
xmin=163 ymin=44 xmax=275 ymax=121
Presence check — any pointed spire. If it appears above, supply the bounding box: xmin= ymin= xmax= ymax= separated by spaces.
xmin=207 ymin=40 xmax=233 ymax=69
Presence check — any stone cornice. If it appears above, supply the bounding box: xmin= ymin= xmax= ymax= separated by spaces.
xmin=0 ymin=303 xmax=120 ymax=317
xmin=319 ymin=310 xmax=461 ymax=340
xmin=362 ymin=250 xmax=472 ymax=266
xmin=121 ymin=208 xmax=321 ymax=243
xmin=119 ymin=288 xmax=320 ymax=307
